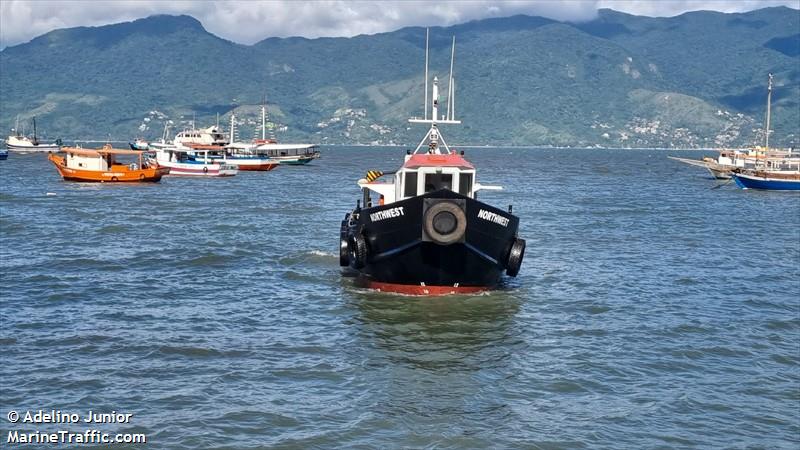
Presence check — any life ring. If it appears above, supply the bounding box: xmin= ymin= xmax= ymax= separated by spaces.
xmin=203 ymin=166 xmax=209 ymax=173
xmin=506 ymin=238 xmax=526 ymax=277
xmin=349 ymin=234 xmax=368 ymax=269
xmin=423 ymin=201 xmax=466 ymax=245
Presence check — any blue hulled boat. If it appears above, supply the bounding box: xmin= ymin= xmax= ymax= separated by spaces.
xmin=731 ymin=74 xmax=800 ymax=191
xmin=732 ymin=171 xmax=800 ymax=190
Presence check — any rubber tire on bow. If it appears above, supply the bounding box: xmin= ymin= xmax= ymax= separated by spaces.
xmin=111 ymin=176 xmax=118 ymax=182
xmin=506 ymin=238 xmax=526 ymax=277
xmin=350 ymin=234 xmax=368 ymax=269
xmin=423 ymin=201 xmax=467 ymax=245
xmin=203 ymin=166 xmax=209 ymax=173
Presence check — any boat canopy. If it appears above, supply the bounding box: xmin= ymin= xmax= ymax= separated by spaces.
xmin=62 ymin=147 xmax=145 ymax=157
xmin=254 ymin=143 xmax=318 ymax=151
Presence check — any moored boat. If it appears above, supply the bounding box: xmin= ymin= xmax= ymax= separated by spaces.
xmin=222 ymin=145 xmax=280 ymax=171
xmin=173 ymin=123 xmax=228 ymax=148
xmin=49 ymin=145 xmax=168 ymax=182
xmin=731 ymin=74 xmax=800 ymax=191
xmin=151 ymin=146 xmax=237 ymax=177
xmin=129 ymin=138 xmax=149 ymax=150
xmin=219 ymin=111 xmax=279 ymax=171
xmin=250 ymin=143 xmax=319 ymax=165
xmin=251 ymin=101 xmax=319 ymax=165
xmin=340 ymin=31 xmax=525 ymax=295
xmin=6 ymin=117 xmax=61 ymax=152
xmin=731 ymin=170 xmax=800 ymax=190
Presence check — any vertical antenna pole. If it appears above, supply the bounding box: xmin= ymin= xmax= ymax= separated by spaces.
xmin=230 ymin=112 xmax=236 ymax=144
xmin=424 ymin=28 xmax=429 ymax=120
xmin=451 ymin=78 xmax=455 ymax=121
xmin=262 ymin=96 xmax=267 ymax=141
xmin=447 ymin=36 xmax=455 ymax=120
xmin=765 ymin=73 xmax=772 ymax=151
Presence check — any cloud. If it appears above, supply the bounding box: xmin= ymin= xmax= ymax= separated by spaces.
xmin=598 ymin=0 xmax=799 ymax=17
xmin=1 ymin=0 xmax=798 ymax=49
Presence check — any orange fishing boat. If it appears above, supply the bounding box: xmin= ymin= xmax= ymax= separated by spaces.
xmin=48 ymin=145 xmax=169 ymax=182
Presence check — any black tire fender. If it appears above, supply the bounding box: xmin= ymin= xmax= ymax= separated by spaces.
xmin=111 ymin=176 xmax=118 ymax=182
xmin=203 ymin=166 xmax=209 ymax=174
xmin=423 ymin=201 xmax=467 ymax=245
xmin=350 ymin=234 xmax=368 ymax=269
xmin=506 ymin=238 xmax=526 ymax=277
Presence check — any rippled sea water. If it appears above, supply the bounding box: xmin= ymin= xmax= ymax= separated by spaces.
xmin=1 ymin=147 xmax=798 ymax=449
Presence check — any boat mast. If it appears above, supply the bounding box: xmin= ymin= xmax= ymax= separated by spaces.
xmin=229 ymin=112 xmax=236 ymax=144
xmin=447 ymin=36 xmax=455 ymax=121
xmin=261 ymin=100 xmax=267 ymax=141
xmin=424 ymin=28 xmax=429 ymax=120
xmin=765 ymin=73 xmax=773 ymax=151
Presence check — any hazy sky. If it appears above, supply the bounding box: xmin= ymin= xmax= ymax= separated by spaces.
xmin=1 ymin=0 xmax=798 ymax=49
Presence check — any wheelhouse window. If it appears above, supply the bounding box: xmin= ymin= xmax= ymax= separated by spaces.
xmin=459 ymin=173 xmax=473 ymax=196
xmin=404 ymin=172 xmax=418 ymax=197
xmin=424 ymin=173 xmax=452 ymax=192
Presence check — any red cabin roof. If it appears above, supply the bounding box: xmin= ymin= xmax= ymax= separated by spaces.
xmin=402 ymin=153 xmax=474 ymax=170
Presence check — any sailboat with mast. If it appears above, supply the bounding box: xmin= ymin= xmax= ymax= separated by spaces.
xmin=731 ymin=74 xmax=800 ymax=190
xmin=252 ymin=98 xmax=320 ymax=165
xmin=222 ymin=104 xmax=280 ymax=171
xmin=339 ymin=30 xmax=526 ymax=295
xmin=6 ymin=116 xmax=62 ymax=152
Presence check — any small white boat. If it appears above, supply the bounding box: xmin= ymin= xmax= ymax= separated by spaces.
xmin=129 ymin=138 xmax=149 ymax=150
xmin=151 ymin=146 xmax=237 ymax=177
xmin=6 ymin=117 xmax=61 ymax=152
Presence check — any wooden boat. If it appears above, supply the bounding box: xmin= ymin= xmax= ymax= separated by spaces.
xmin=49 ymin=145 xmax=169 ymax=182
xmin=669 ymin=148 xmax=790 ymax=179
xmin=730 ymin=75 xmax=800 ymax=191
xmin=731 ymin=169 xmax=800 ymax=190
xmin=670 ymin=75 xmax=797 ymax=180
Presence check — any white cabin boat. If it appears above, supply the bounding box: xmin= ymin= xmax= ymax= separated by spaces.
xmin=173 ymin=124 xmax=228 ymax=148
xmin=151 ymin=147 xmax=237 ymax=177
xmin=6 ymin=117 xmax=61 ymax=152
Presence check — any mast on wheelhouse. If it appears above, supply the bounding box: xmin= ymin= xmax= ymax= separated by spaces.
xmin=408 ymin=30 xmax=460 ymax=155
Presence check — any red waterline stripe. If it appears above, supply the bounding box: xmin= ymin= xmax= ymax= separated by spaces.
xmin=359 ymin=279 xmax=489 ymax=296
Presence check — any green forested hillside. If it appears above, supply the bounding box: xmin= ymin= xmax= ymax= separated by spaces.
xmin=1 ymin=8 xmax=798 ymax=147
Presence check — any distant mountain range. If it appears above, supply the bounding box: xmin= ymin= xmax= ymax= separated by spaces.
xmin=1 ymin=7 xmax=798 ymax=148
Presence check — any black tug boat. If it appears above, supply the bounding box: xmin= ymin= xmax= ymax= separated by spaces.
xmin=340 ymin=31 xmax=525 ymax=295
